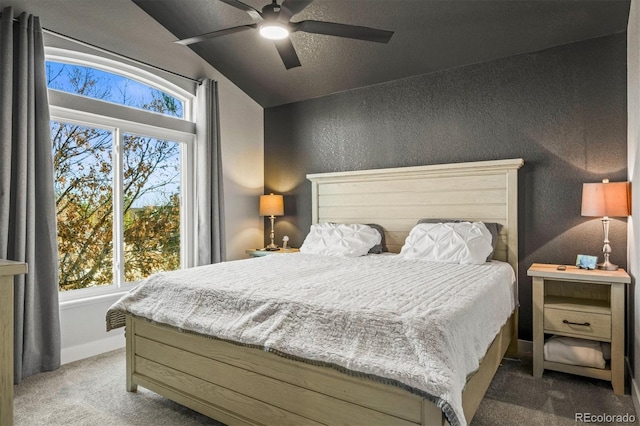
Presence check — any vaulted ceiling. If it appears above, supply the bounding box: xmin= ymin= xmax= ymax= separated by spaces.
xmin=133 ymin=0 xmax=630 ymax=108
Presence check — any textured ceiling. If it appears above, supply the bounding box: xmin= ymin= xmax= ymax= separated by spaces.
xmin=132 ymin=0 xmax=630 ymax=108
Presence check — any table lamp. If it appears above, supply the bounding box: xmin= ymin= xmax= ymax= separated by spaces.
xmin=260 ymin=193 xmax=284 ymax=250
xmin=581 ymin=179 xmax=631 ymax=271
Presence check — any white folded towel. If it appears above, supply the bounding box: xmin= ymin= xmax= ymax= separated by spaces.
xmin=543 ymin=336 xmax=606 ymax=369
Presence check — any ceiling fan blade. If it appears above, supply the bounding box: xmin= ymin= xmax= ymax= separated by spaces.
xmin=294 ymin=20 xmax=393 ymax=43
xmin=274 ymin=38 xmax=301 ymax=69
xmin=175 ymin=24 xmax=256 ymax=46
xmin=279 ymin=0 xmax=314 ymax=21
xmin=218 ymin=0 xmax=263 ymax=23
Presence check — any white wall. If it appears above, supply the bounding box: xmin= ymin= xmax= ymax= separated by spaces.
xmin=60 ymin=293 xmax=126 ymax=364
xmin=1 ymin=0 xmax=264 ymax=363
xmin=218 ymin=83 xmax=265 ymax=259
xmin=628 ymin=0 xmax=640 ymax=413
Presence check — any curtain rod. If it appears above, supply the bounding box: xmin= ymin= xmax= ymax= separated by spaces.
xmin=43 ymin=27 xmax=203 ymax=85
xmin=0 ymin=12 xmax=202 ymax=85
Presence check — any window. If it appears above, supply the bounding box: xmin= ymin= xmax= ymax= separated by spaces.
xmin=53 ymin=122 xmax=114 ymax=290
xmin=47 ymin=48 xmax=196 ymax=296
xmin=122 ymin=133 xmax=181 ymax=282
xmin=47 ymin=60 xmax=184 ymax=118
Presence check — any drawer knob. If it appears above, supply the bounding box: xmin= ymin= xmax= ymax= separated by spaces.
xmin=562 ymin=319 xmax=591 ymax=327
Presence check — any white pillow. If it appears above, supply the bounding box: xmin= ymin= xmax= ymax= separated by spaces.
xmin=300 ymin=223 xmax=382 ymax=257
xmin=398 ymin=222 xmax=493 ymax=264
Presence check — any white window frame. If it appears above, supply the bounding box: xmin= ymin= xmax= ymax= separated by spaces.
xmin=47 ymin=48 xmax=197 ymax=302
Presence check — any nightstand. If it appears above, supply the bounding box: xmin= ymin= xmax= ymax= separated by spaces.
xmin=246 ymin=248 xmax=300 ymax=258
xmin=528 ymin=263 xmax=630 ymax=394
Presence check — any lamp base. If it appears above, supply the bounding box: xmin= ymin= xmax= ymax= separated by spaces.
xmin=597 ymin=261 xmax=619 ymax=271
xmin=597 ymin=217 xmax=619 ymax=271
xmin=265 ymin=215 xmax=279 ymax=251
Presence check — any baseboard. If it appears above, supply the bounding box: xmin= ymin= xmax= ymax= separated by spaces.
xmin=502 ymin=339 xmax=531 ymax=362
xmin=61 ymin=331 xmax=125 ymax=365
xmin=632 ymin=377 xmax=640 ymax=414
xmin=518 ymin=339 xmax=532 ymax=354
xmin=630 ymin=359 xmax=640 ymax=415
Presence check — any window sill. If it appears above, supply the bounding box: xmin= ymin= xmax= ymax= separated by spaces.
xmin=59 ymin=282 xmax=137 ymax=309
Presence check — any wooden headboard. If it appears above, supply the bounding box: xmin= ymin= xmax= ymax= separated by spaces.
xmin=307 ymin=158 xmax=524 ymax=274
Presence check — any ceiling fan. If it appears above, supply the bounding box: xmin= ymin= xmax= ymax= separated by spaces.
xmin=175 ymin=0 xmax=394 ymax=69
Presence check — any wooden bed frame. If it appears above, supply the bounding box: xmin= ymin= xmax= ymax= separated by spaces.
xmin=124 ymin=158 xmax=524 ymax=426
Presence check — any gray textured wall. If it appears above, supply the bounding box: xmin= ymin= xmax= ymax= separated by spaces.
xmin=264 ymin=34 xmax=627 ymax=341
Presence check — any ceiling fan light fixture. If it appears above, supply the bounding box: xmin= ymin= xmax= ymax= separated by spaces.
xmin=259 ymin=23 xmax=289 ymax=40
xmin=175 ymin=0 xmax=394 ymax=70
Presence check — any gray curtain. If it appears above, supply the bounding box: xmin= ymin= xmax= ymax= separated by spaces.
xmin=196 ymin=79 xmax=226 ymax=265
xmin=0 ymin=7 xmax=61 ymax=383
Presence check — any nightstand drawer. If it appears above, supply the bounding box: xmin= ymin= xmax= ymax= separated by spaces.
xmin=544 ymin=308 xmax=611 ymax=340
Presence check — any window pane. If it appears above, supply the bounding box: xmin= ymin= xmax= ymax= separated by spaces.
xmin=53 ymin=121 xmax=113 ymax=291
xmin=46 ymin=61 xmax=184 ymax=118
xmin=123 ymin=134 xmax=181 ymax=282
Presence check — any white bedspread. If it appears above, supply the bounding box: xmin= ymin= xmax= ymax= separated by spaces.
xmin=107 ymin=253 xmax=516 ymax=426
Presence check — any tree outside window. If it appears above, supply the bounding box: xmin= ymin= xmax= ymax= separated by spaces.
xmin=48 ymin=62 xmax=183 ymax=291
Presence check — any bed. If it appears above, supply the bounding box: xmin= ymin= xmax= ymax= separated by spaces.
xmin=107 ymin=158 xmax=524 ymax=426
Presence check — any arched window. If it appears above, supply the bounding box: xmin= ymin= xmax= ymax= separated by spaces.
xmin=46 ymin=48 xmax=196 ymax=297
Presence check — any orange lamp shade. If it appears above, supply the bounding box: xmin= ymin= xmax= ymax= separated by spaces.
xmin=581 ymin=181 xmax=631 ymax=217
xmin=259 ymin=193 xmax=284 ymax=216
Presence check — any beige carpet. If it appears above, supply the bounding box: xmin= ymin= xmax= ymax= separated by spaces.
xmin=14 ymin=349 xmax=220 ymax=426
xmin=475 ymin=355 xmax=637 ymax=425
xmin=14 ymin=349 xmax=638 ymax=425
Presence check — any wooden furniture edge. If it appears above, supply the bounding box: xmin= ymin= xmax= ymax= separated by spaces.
xmin=306 ymin=158 xmax=524 ymax=180
xmin=0 ymin=260 xmax=28 ymax=277
xmin=610 ymin=284 xmax=625 ymax=394
xmin=462 ymin=310 xmax=516 ymax=422
xmin=0 ymin=260 xmax=28 ymax=426
xmin=126 ymin=310 xmax=515 ymax=426
xmin=527 ymin=263 xmax=631 ymax=284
